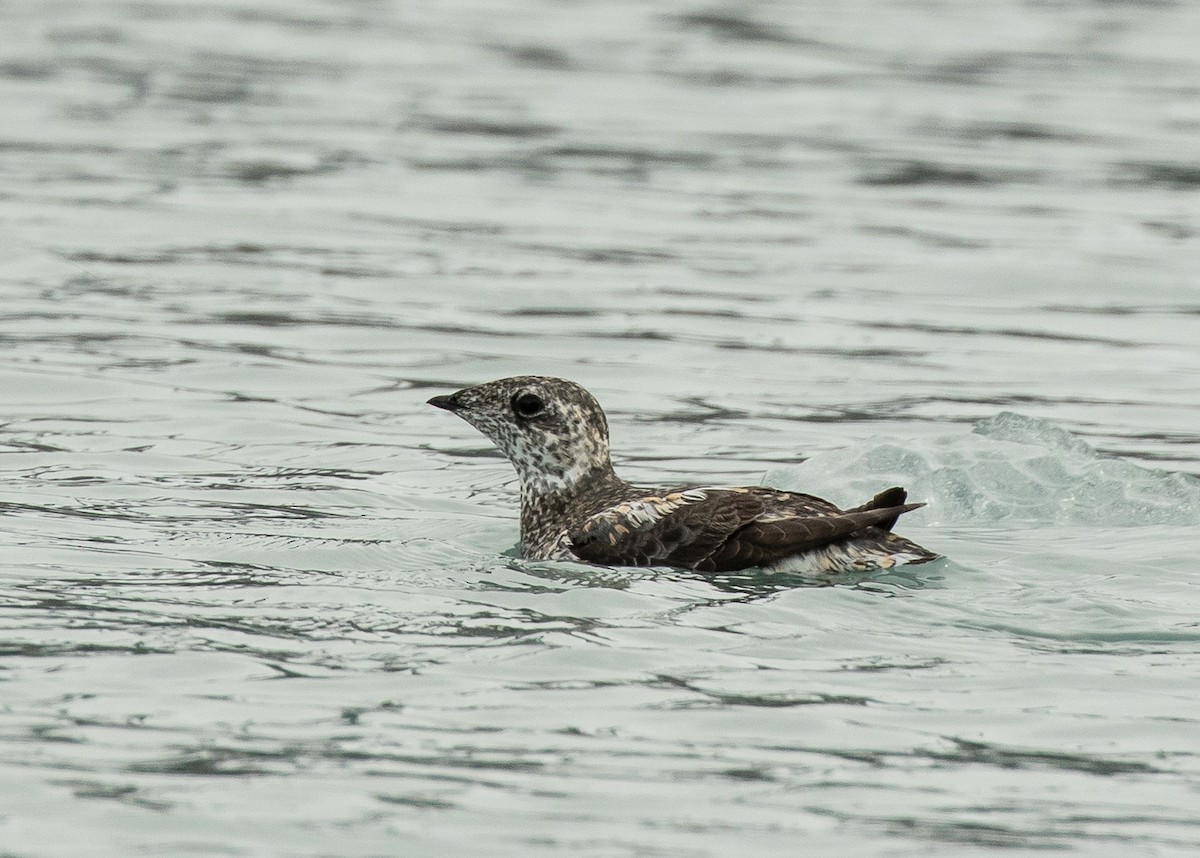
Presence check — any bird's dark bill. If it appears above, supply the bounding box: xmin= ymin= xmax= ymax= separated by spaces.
xmin=427 ymin=394 xmax=462 ymax=412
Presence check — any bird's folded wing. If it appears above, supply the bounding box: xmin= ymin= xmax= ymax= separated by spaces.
xmin=569 ymin=488 xmax=922 ymax=571
xmin=703 ymin=503 xmax=924 ymax=571
xmin=568 ymin=489 xmax=764 ymax=568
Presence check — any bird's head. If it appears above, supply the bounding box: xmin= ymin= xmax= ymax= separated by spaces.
xmin=428 ymin=376 xmax=614 ymax=494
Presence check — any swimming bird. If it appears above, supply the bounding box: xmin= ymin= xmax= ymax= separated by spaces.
xmin=428 ymin=376 xmax=937 ymax=574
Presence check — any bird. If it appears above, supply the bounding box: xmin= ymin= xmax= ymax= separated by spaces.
xmin=428 ymin=376 xmax=938 ymax=574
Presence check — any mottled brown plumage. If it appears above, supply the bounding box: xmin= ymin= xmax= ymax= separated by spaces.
xmin=429 ymin=376 xmax=938 ymax=574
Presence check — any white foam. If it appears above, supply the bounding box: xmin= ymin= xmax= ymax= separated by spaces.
xmin=766 ymin=412 xmax=1200 ymax=528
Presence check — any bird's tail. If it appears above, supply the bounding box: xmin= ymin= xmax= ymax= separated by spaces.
xmin=847 ymin=486 xmax=918 ymax=532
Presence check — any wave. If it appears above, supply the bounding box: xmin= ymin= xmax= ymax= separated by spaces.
xmin=767 ymin=412 xmax=1200 ymax=527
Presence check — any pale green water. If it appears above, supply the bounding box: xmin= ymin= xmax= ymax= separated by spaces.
xmin=2 ymin=1 xmax=1199 ymax=856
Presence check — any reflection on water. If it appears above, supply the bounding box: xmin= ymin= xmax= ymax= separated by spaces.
xmin=2 ymin=0 xmax=1199 ymax=855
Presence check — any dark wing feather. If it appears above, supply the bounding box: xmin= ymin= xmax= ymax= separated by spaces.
xmin=568 ymin=490 xmax=765 ymax=568
xmin=844 ymin=486 xmax=908 ymax=532
xmin=701 ymin=502 xmax=924 ymax=572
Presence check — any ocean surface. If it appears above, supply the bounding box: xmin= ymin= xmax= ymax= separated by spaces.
xmin=2 ymin=1 xmax=1199 ymax=855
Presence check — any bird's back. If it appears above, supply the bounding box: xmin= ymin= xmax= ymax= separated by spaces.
xmin=562 ymin=482 xmax=937 ymax=574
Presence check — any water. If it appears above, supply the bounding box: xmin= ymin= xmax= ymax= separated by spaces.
xmin=2 ymin=0 xmax=1199 ymax=855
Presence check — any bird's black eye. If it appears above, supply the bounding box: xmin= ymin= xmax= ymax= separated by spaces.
xmin=512 ymin=392 xmax=545 ymax=419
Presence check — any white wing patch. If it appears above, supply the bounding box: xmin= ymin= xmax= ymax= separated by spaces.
xmin=587 ymin=489 xmax=709 ymax=536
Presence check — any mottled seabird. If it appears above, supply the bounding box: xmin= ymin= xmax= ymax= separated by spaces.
xmin=428 ymin=376 xmax=938 ymax=574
